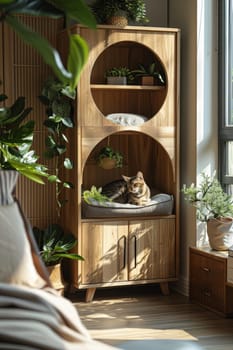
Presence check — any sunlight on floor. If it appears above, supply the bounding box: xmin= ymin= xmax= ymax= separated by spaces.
xmin=87 ymin=313 xmax=116 ymax=319
xmin=88 ymin=328 xmax=197 ymax=341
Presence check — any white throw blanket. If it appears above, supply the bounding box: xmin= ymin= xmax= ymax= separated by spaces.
xmin=0 ymin=283 xmax=117 ymax=350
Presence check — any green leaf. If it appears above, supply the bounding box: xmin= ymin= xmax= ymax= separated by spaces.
xmin=38 ymin=95 xmax=50 ymax=106
xmin=10 ymin=120 xmax=35 ymax=143
xmin=0 ymin=93 xmax=8 ymax=102
xmin=61 ymin=117 xmax=73 ymax=128
xmin=43 ymin=119 xmax=57 ymax=130
xmin=56 ymin=145 xmax=66 ymax=154
xmin=8 ymin=161 xmax=48 ymax=184
xmin=48 ymin=175 xmax=60 ymax=182
xmin=61 ymin=86 xmax=76 ymax=99
xmin=0 ymin=0 xmax=15 ymax=4
xmin=67 ymin=34 xmax=89 ymax=90
xmin=53 ymin=252 xmax=84 ymax=261
xmin=61 ymin=133 xmax=68 ymax=143
xmin=6 ymin=15 xmax=72 ymax=84
xmin=52 ymin=115 xmax=62 ymax=123
xmin=4 ymin=0 xmax=64 ymax=17
xmin=8 ymin=96 xmax=25 ymax=117
xmin=48 ymin=0 xmax=96 ymax=28
xmin=63 ymin=181 xmax=73 ymax=188
xmin=19 ymin=171 xmax=46 ymax=184
xmin=64 ymin=157 xmax=73 ymax=169
xmin=0 ymin=107 xmax=10 ymax=122
xmin=1 ymin=106 xmax=32 ymax=126
xmin=45 ymin=135 xmax=56 ymax=148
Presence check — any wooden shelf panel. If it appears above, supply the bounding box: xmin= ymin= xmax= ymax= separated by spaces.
xmin=90 ymin=84 xmax=165 ymax=91
xmin=81 ymin=215 xmax=176 ymax=223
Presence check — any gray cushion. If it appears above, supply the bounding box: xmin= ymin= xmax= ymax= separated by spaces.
xmin=82 ymin=194 xmax=174 ymax=218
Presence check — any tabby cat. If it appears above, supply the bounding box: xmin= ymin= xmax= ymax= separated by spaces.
xmin=101 ymin=171 xmax=151 ymax=206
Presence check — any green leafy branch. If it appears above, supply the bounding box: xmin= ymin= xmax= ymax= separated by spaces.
xmin=182 ymin=172 xmax=233 ymax=221
xmin=39 ymin=78 xmax=75 ymax=215
xmin=83 ymin=186 xmax=110 ymax=205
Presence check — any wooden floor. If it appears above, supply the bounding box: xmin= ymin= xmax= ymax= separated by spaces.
xmin=70 ymin=285 xmax=233 ymax=350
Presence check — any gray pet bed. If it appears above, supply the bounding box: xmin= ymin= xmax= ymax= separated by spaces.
xmin=82 ymin=193 xmax=174 ymax=218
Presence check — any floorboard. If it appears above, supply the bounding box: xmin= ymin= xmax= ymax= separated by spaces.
xmin=70 ymin=285 xmax=233 ymax=349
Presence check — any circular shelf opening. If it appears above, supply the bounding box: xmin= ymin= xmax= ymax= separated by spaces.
xmin=82 ymin=131 xmax=173 ymax=196
xmin=90 ymin=41 xmax=168 ymax=125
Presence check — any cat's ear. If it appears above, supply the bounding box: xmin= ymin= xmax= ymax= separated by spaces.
xmin=122 ymin=175 xmax=130 ymax=182
xmin=136 ymin=171 xmax=144 ymax=179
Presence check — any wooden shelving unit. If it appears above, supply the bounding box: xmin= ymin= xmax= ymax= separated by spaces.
xmin=60 ymin=24 xmax=180 ymax=302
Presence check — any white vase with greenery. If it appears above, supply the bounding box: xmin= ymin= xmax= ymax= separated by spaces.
xmin=182 ymin=172 xmax=233 ymax=250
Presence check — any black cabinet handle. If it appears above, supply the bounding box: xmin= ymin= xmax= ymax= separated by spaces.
xmin=133 ymin=235 xmax=137 ymax=268
xmin=118 ymin=235 xmax=126 ymax=270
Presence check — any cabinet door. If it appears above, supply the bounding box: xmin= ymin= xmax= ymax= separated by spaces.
xmin=128 ymin=219 xmax=176 ymax=281
xmin=81 ymin=222 xmax=128 ymax=285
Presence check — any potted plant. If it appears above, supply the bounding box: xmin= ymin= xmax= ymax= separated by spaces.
xmin=105 ymin=67 xmax=134 ymax=85
xmin=83 ymin=186 xmax=110 ymax=205
xmin=39 ymin=77 xmax=75 ymax=217
xmin=131 ymin=62 xmax=166 ymax=86
xmin=90 ymin=0 xmax=149 ymax=26
xmin=96 ymin=146 xmax=123 ymax=169
xmin=33 ymin=224 xmax=84 ymax=291
xmin=182 ymin=172 xmax=233 ymax=250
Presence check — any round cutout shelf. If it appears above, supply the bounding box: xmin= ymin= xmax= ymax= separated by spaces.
xmin=90 ymin=41 xmax=168 ymax=125
xmin=82 ymin=131 xmax=173 ymax=196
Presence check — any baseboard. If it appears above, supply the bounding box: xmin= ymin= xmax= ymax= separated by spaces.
xmin=171 ymin=275 xmax=189 ymax=296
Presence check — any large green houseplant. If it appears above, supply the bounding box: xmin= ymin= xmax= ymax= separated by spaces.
xmin=0 ymin=93 xmax=48 ymax=183
xmin=182 ymin=172 xmax=233 ymax=250
xmin=0 ymin=1 xmax=96 ymax=183
xmin=0 ymin=1 xmax=96 ymax=287
xmin=90 ymin=0 xmax=149 ymax=25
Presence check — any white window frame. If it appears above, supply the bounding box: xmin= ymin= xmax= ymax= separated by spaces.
xmin=219 ymin=0 xmax=233 ymax=193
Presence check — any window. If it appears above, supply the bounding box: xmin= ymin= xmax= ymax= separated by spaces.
xmin=219 ymin=0 xmax=233 ymax=194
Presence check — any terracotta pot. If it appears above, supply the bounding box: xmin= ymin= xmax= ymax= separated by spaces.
xmin=47 ymin=263 xmax=65 ymax=293
xmin=207 ymin=217 xmax=233 ymax=251
xmin=107 ymin=15 xmax=128 ymax=27
xmin=98 ymin=157 xmax=116 ymax=170
xmin=141 ymin=76 xmax=154 ymax=86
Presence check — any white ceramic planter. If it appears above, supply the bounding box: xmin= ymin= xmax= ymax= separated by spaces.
xmin=207 ymin=217 xmax=233 ymax=250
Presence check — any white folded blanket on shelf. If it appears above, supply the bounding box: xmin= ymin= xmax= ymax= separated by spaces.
xmin=106 ymin=113 xmax=148 ymax=126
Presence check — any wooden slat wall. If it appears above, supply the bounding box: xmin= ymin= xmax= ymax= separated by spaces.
xmin=0 ymin=22 xmax=3 ymax=88
xmin=3 ymin=16 xmax=64 ymax=228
